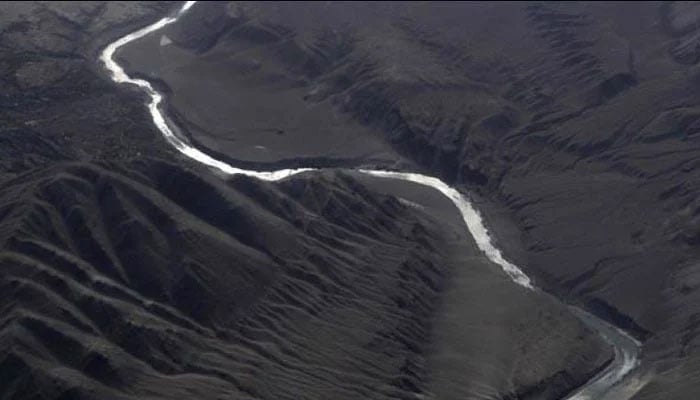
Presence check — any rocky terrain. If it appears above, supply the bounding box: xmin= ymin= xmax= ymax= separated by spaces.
xmin=0 ymin=2 xmax=615 ymax=400
xmin=116 ymin=2 xmax=700 ymax=398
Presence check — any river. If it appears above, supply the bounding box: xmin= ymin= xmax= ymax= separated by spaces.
xmin=99 ymin=1 xmax=643 ymax=398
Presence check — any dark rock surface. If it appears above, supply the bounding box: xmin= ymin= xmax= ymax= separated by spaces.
xmin=116 ymin=2 xmax=700 ymax=397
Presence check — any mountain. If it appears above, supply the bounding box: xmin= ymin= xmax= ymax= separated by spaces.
xmin=0 ymin=2 xmax=613 ymax=399
xmin=0 ymin=159 xmax=608 ymax=400
xmin=116 ymin=2 xmax=700 ymax=397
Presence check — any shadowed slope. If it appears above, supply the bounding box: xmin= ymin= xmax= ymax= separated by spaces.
xmin=0 ymin=159 xmax=608 ymax=400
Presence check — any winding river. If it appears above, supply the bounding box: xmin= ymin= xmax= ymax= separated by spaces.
xmin=100 ymin=1 xmax=642 ymax=398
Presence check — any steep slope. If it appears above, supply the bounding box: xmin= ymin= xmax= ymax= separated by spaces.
xmin=114 ymin=2 xmax=700 ymax=396
xmin=0 ymin=159 xmax=609 ymax=400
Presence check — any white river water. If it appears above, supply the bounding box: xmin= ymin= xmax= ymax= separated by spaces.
xmin=99 ymin=2 xmax=643 ymax=398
